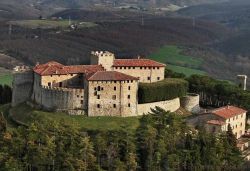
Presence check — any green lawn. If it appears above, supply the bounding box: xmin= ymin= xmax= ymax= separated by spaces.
xmin=9 ymin=20 xmax=97 ymax=29
xmin=150 ymin=45 xmax=206 ymax=76
xmin=0 ymin=74 xmax=13 ymax=86
xmin=167 ymin=64 xmax=206 ymax=77
xmin=10 ymin=104 xmax=140 ymax=132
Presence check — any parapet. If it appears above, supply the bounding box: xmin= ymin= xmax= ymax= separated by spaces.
xmin=13 ymin=65 xmax=30 ymax=73
xmin=91 ymin=51 xmax=114 ymax=57
xmin=41 ymin=85 xmax=84 ymax=93
xmin=180 ymin=93 xmax=200 ymax=114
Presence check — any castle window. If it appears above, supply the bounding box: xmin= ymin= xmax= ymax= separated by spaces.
xmin=120 ymin=67 xmax=122 ymax=69
xmin=81 ymin=100 xmax=83 ymax=104
xmin=127 ymin=80 xmax=129 ymax=83
xmin=94 ymin=87 xmax=97 ymax=91
xmin=128 ymin=86 xmax=131 ymax=90
xmin=147 ymin=77 xmax=151 ymax=80
xmin=115 ymin=67 xmax=118 ymax=69
xmin=157 ymin=67 xmax=160 ymax=69
xmin=114 ymin=81 xmax=117 ymax=83
xmin=77 ymin=95 xmax=79 ymax=98
xmin=140 ymin=67 xmax=142 ymax=69
xmin=157 ymin=77 xmax=160 ymax=80
xmin=114 ymin=86 xmax=116 ymax=91
xmin=124 ymin=67 xmax=126 ymax=69
xmin=81 ymin=96 xmax=83 ymax=98
xmin=153 ymin=67 xmax=155 ymax=69
xmin=101 ymin=87 xmax=104 ymax=90
xmin=48 ymin=82 xmax=51 ymax=87
xmin=97 ymin=86 xmax=101 ymax=91
xmin=97 ymin=104 xmax=100 ymax=108
xmin=97 ymin=95 xmax=100 ymax=99
xmin=113 ymin=104 xmax=116 ymax=108
xmin=51 ymin=75 xmax=52 ymax=77
xmin=131 ymin=81 xmax=133 ymax=83
xmin=128 ymin=103 xmax=131 ymax=107
xmin=128 ymin=67 xmax=131 ymax=69
xmin=128 ymin=95 xmax=130 ymax=99
xmin=71 ymin=74 xmax=73 ymax=76
xmin=59 ymin=82 xmax=62 ymax=87
xmin=112 ymin=95 xmax=116 ymax=100
xmin=133 ymin=67 xmax=135 ymax=69
xmin=144 ymin=67 xmax=146 ymax=69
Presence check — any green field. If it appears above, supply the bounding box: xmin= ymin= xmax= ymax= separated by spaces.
xmin=150 ymin=45 xmax=206 ymax=76
xmin=10 ymin=104 xmax=140 ymax=132
xmin=0 ymin=74 xmax=13 ymax=86
xmin=9 ymin=20 xmax=97 ymax=29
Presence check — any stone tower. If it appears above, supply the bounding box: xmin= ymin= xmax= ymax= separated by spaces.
xmin=90 ymin=51 xmax=115 ymax=71
xmin=237 ymin=75 xmax=247 ymax=90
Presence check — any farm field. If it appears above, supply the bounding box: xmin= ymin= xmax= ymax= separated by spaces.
xmin=10 ymin=104 xmax=140 ymax=132
xmin=9 ymin=20 xmax=97 ymax=29
xmin=150 ymin=45 xmax=206 ymax=76
xmin=0 ymin=73 xmax=13 ymax=86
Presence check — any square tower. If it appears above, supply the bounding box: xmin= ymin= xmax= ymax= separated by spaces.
xmin=90 ymin=51 xmax=115 ymax=71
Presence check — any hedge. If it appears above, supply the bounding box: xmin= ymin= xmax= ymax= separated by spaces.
xmin=138 ymin=78 xmax=188 ymax=104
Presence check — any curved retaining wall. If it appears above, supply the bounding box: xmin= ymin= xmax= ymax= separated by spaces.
xmin=137 ymin=98 xmax=180 ymax=115
xmin=180 ymin=93 xmax=200 ymax=114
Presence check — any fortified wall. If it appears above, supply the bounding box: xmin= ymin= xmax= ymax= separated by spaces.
xmin=12 ymin=70 xmax=34 ymax=107
xmin=180 ymin=93 xmax=200 ymax=114
xmin=138 ymin=98 xmax=180 ymax=115
xmin=34 ymin=86 xmax=85 ymax=115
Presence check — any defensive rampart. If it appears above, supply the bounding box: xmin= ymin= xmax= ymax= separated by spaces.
xmin=137 ymin=98 xmax=180 ymax=115
xmin=12 ymin=71 xmax=34 ymax=107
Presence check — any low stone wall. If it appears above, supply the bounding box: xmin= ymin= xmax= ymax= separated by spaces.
xmin=180 ymin=93 xmax=200 ymax=114
xmin=137 ymin=98 xmax=180 ymax=115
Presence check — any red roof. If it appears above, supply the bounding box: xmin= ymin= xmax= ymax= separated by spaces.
xmin=206 ymin=120 xmax=225 ymax=126
xmin=87 ymin=71 xmax=139 ymax=81
xmin=211 ymin=106 xmax=247 ymax=119
xmin=33 ymin=61 xmax=104 ymax=76
xmin=113 ymin=59 xmax=166 ymax=67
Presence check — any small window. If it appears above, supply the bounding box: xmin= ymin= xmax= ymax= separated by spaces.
xmin=81 ymin=100 xmax=83 ymax=104
xmin=128 ymin=67 xmax=131 ymax=69
xmin=120 ymin=67 xmax=122 ymax=69
xmin=153 ymin=67 xmax=155 ymax=69
xmin=97 ymin=86 xmax=101 ymax=91
xmin=59 ymin=82 xmax=62 ymax=87
xmin=115 ymin=67 xmax=118 ymax=69
xmin=81 ymin=96 xmax=83 ymax=98
xmin=94 ymin=87 xmax=97 ymax=91
xmin=97 ymin=95 xmax=100 ymax=99
xmin=71 ymin=74 xmax=73 ymax=76
xmin=97 ymin=104 xmax=100 ymax=108
xmin=241 ymin=122 xmax=243 ymax=126
xmin=128 ymin=86 xmax=131 ymax=90
xmin=77 ymin=95 xmax=79 ymax=98
xmin=48 ymin=82 xmax=51 ymax=87
xmin=157 ymin=67 xmax=159 ymax=69
xmin=127 ymin=80 xmax=129 ymax=83
xmin=112 ymin=95 xmax=116 ymax=100
xmin=128 ymin=103 xmax=131 ymax=107
xmin=140 ymin=67 xmax=142 ymax=69
xmin=101 ymin=87 xmax=104 ymax=90
xmin=147 ymin=77 xmax=150 ymax=80
xmin=114 ymin=81 xmax=117 ymax=83
xmin=131 ymin=80 xmax=133 ymax=83
xmin=144 ymin=67 xmax=146 ymax=69
xmin=124 ymin=67 xmax=126 ymax=69
xmin=157 ymin=77 xmax=160 ymax=80
xmin=51 ymin=75 xmax=53 ymax=77
xmin=114 ymin=86 xmax=116 ymax=91
xmin=133 ymin=67 xmax=135 ymax=69
xmin=113 ymin=104 xmax=116 ymax=108
xmin=128 ymin=95 xmax=130 ymax=99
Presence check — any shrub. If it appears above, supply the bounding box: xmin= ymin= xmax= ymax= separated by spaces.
xmin=138 ymin=78 xmax=188 ymax=104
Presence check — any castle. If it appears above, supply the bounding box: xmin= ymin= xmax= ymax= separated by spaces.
xmin=12 ymin=51 xmax=169 ymax=116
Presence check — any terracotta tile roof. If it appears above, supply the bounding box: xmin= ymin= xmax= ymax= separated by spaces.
xmin=33 ymin=61 xmax=104 ymax=76
xmin=211 ymin=106 xmax=247 ymax=119
xmin=206 ymin=120 xmax=225 ymax=126
xmin=113 ymin=59 xmax=166 ymax=67
xmin=87 ymin=71 xmax=139 ymax=81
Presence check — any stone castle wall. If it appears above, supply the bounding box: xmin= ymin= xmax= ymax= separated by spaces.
xmin=113 ymin=66 xmax=165 ymax=83
xmin=180 ymin=93 xmax=200 ymax=114
xmin=137 ymin=98 xmax=180 ymax=115
xmin=87 ymin=80 xmax=138 ymax=117
xmin=33 ymin=85 xmax=85 ymax=113
xmin=12 ymin=71 xmax=34 ymax=107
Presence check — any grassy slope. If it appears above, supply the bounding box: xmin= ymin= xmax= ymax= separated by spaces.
xmin=150 ymin=45 xmax=206 ymax=76
xmin=0 ymin=74 xmax=13 ymax=86
xmin=11 ymin=104 xmax=140 ymax=132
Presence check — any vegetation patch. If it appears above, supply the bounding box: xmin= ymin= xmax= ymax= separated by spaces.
xmin=0 ymin=74 xmax=13 ymax=86
xmin=11 ymin=104 xmax=140 ymax=132
xmin=9 ymin=20 xmax=97 ymax=29
xmin=138 ymin=78 xmax=188 ymax=103
xmin=150 ymin=45 xmax=206 ymax=76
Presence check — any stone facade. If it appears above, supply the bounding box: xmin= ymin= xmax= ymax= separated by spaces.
xmin=180 ymin=93 xmax=200 ymax=114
